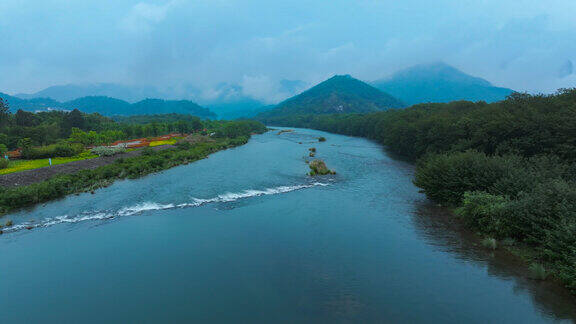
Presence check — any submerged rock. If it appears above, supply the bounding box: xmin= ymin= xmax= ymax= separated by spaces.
xmin=308 ymin=159 xmax=336 ymax=176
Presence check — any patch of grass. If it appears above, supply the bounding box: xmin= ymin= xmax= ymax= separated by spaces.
xmin=481 ymin=237 xmax=498 ymax=250
xmin=0 ymin=152 xmax=98 ymax=175
xmin=528 ymin=263 xmax=548 ymax=280
xmin=149 ymin=139 xmax=177 ymax=147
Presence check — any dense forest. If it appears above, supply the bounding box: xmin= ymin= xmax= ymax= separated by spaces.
xmin=258 ymin=89 xmax=576 ymax=292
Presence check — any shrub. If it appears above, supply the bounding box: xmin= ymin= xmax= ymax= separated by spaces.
xmin=481 ymin=237 xmax=498 ymax=250
xmin=91 ymin=146 xmax=127 ymax=157
xmin=309 ymin=159 xmax=335 ymax=176
xmin=21 ymin=143 xmax=84 ymax=159
xmin=456 ymin=191 xmax=511 ymax=237
xmin=141 ymin=147 xmax=155 ymax=156
xmin=528 ymin=263 xmax=548 ymax=280
xmin=414 ymin=151 xmax=519 ymax=206
xmin=0 ymin=159 xmax=8 ymax=169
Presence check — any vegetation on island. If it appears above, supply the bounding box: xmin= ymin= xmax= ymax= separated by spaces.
xmin=308 ymin=159 xmax=335 ymax=176
xmin=260 ymin=88 xmax=576 ymax=293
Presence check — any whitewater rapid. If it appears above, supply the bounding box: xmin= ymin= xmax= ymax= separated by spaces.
xmin=2 ymin=182 xmax=329 ymax=234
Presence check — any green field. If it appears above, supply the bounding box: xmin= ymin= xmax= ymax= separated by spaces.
xmin=0 ymin=153 xmax=98 ymax=175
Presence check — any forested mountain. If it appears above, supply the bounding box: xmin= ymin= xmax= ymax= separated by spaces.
xmin=372 ymin=63 xmax=514 ymax=105
xmin=256 ymin=75 xmax=403 ymax=120
xmin=63 ymin=96 xmax=131 ymax=114
xmin=0 ymin=93 xmax=215 ymax=118
xmin=130 ymin=99 xmax=215 ymax=118
xmin=0 ymin=92 xmax=61 ymax=111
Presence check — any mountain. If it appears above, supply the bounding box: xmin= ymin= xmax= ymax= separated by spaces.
xmin=16 ymin=83 xmax=166 ymax=103
xmin=372 ymin=63 xmax=514 ymax=105
xmin=0 ymin=92 xmax=62 ymax=112
xmin=63 ymin=96 xmax=132 ymax=114
xmin=0 ymin=93 xmax=215 ymax=118
xmin=257 ymin=75 xmax=403 ymax=119
xmin=129 ymin=99 xmax=216 ymax=118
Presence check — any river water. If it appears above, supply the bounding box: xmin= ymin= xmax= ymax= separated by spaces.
xmin=1 ymin=128 xmax=575 ymax=323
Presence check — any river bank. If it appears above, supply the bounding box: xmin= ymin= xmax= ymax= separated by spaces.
xmin=0 ymin=136 xmax=250 ymax=217
xmin=0 ymin=145 xmax=174 ymax=188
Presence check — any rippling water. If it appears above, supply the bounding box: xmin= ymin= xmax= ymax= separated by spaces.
xmin=0 ymin=128 xmax=574 ymax=323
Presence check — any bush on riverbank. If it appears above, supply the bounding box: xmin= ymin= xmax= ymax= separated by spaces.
xmin=22 ymin=143 xmax=84 ymax=159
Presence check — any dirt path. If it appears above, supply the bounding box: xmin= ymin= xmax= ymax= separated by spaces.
xmin=0 ymin=146 xmax=174 ymax=188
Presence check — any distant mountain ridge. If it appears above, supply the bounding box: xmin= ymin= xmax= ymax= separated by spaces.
xmin=15 ymin=83 xmax=166 ymax=103
xmin=14 ymin=80 xmax=307 ymax=119
xmin=372 ymin=63 xmax=514 ymax=105
xmin=257 ymin=75 xmax=403 ymax=119
xmin=0 ymin=93 xmax=216 ymax=118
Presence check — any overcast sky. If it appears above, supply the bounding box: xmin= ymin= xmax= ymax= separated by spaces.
xmin=0 ymin=0 xmax=575 ymax=100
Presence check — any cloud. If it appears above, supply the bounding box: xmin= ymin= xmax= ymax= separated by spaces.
xmin=240 ymin=75 xmax=283 ymax=104
xmin=121 ymin=1 xmax=183 ymax=33
xmin=1 ymin=0 xmax=575 ymax=97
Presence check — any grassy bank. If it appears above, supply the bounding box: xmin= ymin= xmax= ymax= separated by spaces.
xmin=257 ymin=89 xmax=576 ymax=293
xmin=0 ymin=153 xmax=98 ymax=175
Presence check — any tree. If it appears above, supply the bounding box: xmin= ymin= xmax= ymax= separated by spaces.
xmin=0 ymin=98 xmax=10 ymax=128
xmin=18 ymin=137 xmax=32 ymax=156
xmin=15 ymin=109 xmax=39 ymax=127
xmin=0 ymin=133 xmax=8 ymax=146
xmin=67 ymin=109 xmax=85 ymax=129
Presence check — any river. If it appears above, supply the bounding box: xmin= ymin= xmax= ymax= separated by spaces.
xmin=1 ymin=128 xmax=575 ymax=323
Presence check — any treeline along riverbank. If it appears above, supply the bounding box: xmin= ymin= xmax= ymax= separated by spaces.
xmin=257 ymin=89 xmax=576 ymax=293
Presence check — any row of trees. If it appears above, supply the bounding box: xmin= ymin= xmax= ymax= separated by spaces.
xmin=262 ymin=88 xmax=576 ymax=292
xmin=0 ymin=98 xmax=209 ymax=150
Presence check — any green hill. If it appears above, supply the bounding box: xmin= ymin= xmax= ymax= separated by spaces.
xmin=257 ymin=75 xmax=403 ymax=120
xmin=130 ymin=99 xmax=216 ymax=118
xmin=63 ymin=96 xmax=131 ymax=114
